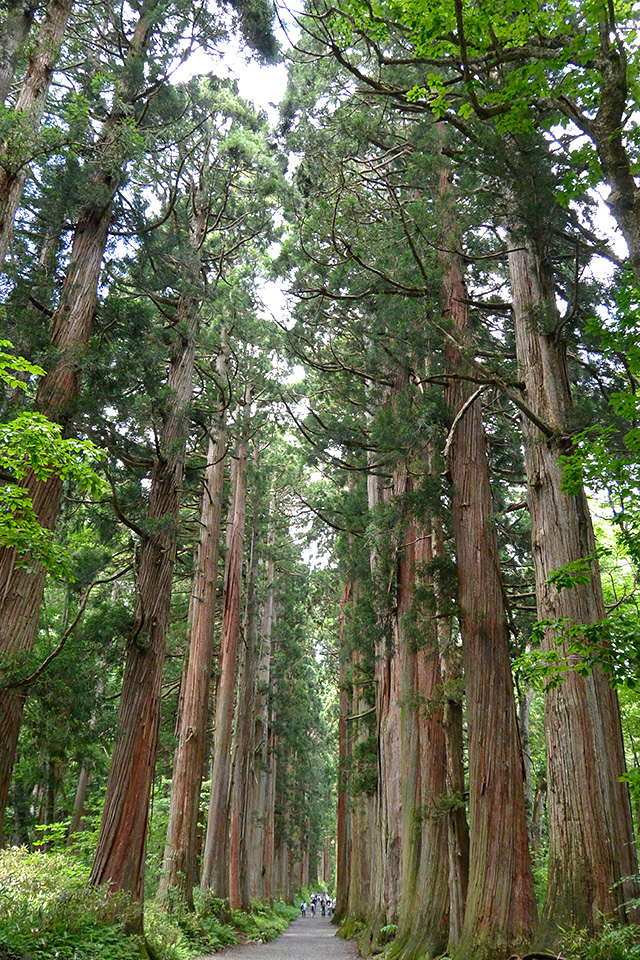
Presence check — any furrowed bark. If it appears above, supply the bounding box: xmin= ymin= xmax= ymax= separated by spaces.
xmin=90 ymin=150 xmax=203 ymax=904
xmin=395 ymin=466 xmax=423 ymax=950
xmin=90 ymin=258 xmax=199 ymax=907
xmin=262 ymin=726 xmax=277 ymax=900
xmin=0 ymin=3 xmax=155 ymax=844
xmin=335 ymin=577 xmax=353 ymax=922
xmin=400 ymin=513 xmax=449 ymax=960
xmin=346 ymin=644 xmax=375 ymax=929
xmin=201 ymin=397 xmax=251 ymax=896
xmin=0 ymin=0 xmax=38 ymax=103
xmin=0 ymin=0 xmax=74 ymax=265
xmin=444 ymin=190 xmax=536 ymax=958
xmin=229 ymin=451 xmax=260 ymax=910
xmin=157 ymin=393 xmax=227 ymax=907
xmin=248 ymin=492 xmax=276 ymax=898
xmin=439 ymin=626 xmax=468 ymax=950
xmin=508 ymin=230 xmax=639 ymax=938
xmin=430 ymin=508 xmax=468 ymax=952
xmin=372 ymin=478 xmax=402 ymax=937
xmin=361 ymin=465 xmax=393 ymax=953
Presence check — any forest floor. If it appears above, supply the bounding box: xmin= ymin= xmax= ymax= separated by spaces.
xmin=197 ymin=915 xmax=361 ymax=960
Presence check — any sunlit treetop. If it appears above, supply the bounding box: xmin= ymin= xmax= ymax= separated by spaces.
xmin=329 ymin=0 xmax=639 ymax=136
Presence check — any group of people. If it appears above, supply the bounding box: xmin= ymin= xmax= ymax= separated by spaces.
xmin=299 ymin=891 xmax=334 ymax=918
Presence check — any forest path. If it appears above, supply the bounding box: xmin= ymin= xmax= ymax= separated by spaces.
xmin=198 ymin=915 xmax=361 ymax=960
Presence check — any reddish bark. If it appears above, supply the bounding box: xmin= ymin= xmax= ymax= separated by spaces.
xmin=395 ymin=467 xmax=423 ymax=939
xmin=359 ymin=466 xmax=393 ymax=952
xmin=508 ymin=233 xmax=639 ymax=936
xmin=335 ymin=578 xmax=353 ymax=923
xmin=262 ymin=728 xmax=277 ymax=901
xmin=439 ymin=636 xmax=468 ymax=949
xmin=404 ymin=515 xmax=450 ymax=959
xmin=346 ymin=647 xmax=375 ymax=927
xmin=375 ymin=482 xmax=403 ymax=933
xmin=201 ymin=402 xmax=251 ymax=896
xmin=0 ymin=5 xmax=155 ymax=843
xmin=90 ymin=166 xmax=204 ymax=903
xmin=0 ymin=470 xmax=60 ymax=843
xmin=0 ymin=0 xmax=74 ymax=265
xmin=90 ymin=276 xmax=199 ymax=905
xmin=444 ymin=232 xmax=536 ymax=957
xmin=157 ymin=401 xmax=227 ymax=907
xmin=248 ymin=497 xmax=276 ymax=898
xmin=432 ymin=512 xmax=468 ymax=950
xmin=229 ymin=462 xmax=260 ymax=910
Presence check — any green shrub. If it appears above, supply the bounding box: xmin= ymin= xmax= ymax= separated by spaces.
xmin=561 ymin=922 xmax=640 ymax=960
xmin=0 ymin=847 xmax=140 ymax=960
xmin=0 ymin=848 xmax=296 ymax=960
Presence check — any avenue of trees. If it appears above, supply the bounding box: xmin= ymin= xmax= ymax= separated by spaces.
xmin=1 ymin=0 xmax=640 ymax=958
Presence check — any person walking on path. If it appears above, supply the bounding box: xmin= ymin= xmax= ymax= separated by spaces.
xmin=197 ymin=912 xmax=359 ymax=960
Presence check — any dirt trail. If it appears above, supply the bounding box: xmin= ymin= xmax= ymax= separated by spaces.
xmin=198 ymin=915 xmax=361 ymax=960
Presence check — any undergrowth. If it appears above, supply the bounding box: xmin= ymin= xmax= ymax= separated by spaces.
xmin=0 ymin=846 xmax=297 ymax=960
xmin=560 ymin=922 xmax=640 ymax=960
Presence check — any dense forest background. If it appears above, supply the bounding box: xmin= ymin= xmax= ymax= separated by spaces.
xmin=1 ymin=0 xmax=640 ymax=958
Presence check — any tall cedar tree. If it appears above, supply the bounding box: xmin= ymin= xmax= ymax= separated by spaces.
xmin=0 ymin=2 xmax=157 ymax=841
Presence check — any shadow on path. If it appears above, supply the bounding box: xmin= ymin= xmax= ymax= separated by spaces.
xmin=198 ymin=916 xmax=361 ymax=960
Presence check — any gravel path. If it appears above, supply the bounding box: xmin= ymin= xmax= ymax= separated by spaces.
xmin=198 ymin=915 xmax=361 ymax=960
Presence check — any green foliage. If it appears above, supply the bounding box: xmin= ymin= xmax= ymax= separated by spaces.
xmin=144 ymin=896 xmax=296 ymax=959
xmin=378 ymin=923 xmax=398 ymax=945
xmin=0 ymin=847 xmax=140 ymax=960
xmin=560 ymin=922 xmax=640 ymax=960
xmin=546 ymin=552 xmax=600 ymax=591
xmin=0 ymin=340 xmax=44 ymax=389
xmin=0 ymin=341 xmax=105 ymax=576
xmin=0 ymin=847 xmax=297 ymax=960
xmin=516 ymin=613 xmax=640 ymax=690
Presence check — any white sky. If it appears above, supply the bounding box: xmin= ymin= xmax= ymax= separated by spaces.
xmin=172 ymin=28 xmax=290 ymax=125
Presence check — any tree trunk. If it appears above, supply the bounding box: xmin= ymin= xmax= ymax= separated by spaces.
xmin=0 ymin=471 xmax=60 ymax=844
xmin=0 ymin=4 xmax=155 ymax=844
xmin=429 ymin=506 xmax=469 ymax=952
xmin=157 ymin=397 xmax=227 ymax=906
xmin=201 ymin=399 xmax=251 ymax=896
xmin=375 ymin=473 xmax=404 ymax=937
xmin=401 ymin=511 xmax=450 ymax=960
xmin=335 ymin=577 xmax=353 ymax=923
xmin=67 ymin=675 xmax=105 ymax=841
xmin=519 ymin=682 xmax=535 ymax=833
xmin=395 ymin=467 xmax=423 ymax=947
xmin=346 ymin=646 xmax=375 ymax=927
xmin=262 ymin=728 xmax=277 ymax=901
xmin=248 ymin=494 xmax=276 ymax=898
xmin=0 ymin=0 xmax=38 ymax=104
xmin=360 ymin=466 xmax=394 ymax=953
xmin=508 ymin=230 xmax=639 ymax=937
xmin=90 ymin=189 xmax=202 ymax=906
xmin=0 ymin=0 xmax=74 ymax=265
xmin=565 ymin=43 xmax=640 ymax=285
xmin=444 ymin=213 xmax=536 ymax=958
xmin=439 ymin=630 xmax=468 ymax=951
xmin=229 ymin=455 xmax=260 ymax=910
xmin=531 ymin=775 xmax=546 ymax=859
